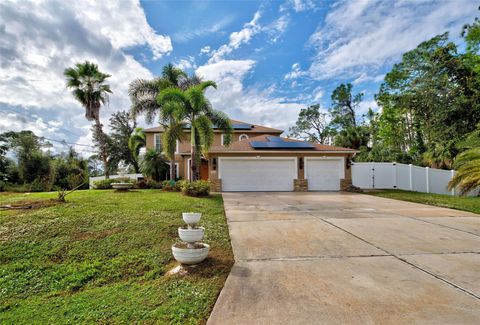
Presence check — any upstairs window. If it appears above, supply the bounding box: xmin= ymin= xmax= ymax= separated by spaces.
xmin=154 ymin=133 xmax=161 ymax=152
xmin=239 ymin=134 xmax=249 ymax=141
xmin=221 ymin=134 xmax=226 ymax=146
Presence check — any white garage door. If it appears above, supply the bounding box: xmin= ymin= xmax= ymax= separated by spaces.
xmin=220 ymin=158 xmax=296 ymax=191
xmin=306 ymin=158 xmax=344 ymax=191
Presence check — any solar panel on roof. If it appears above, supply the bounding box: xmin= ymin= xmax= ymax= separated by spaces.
xmin=250 ymin=141 xmax=315 ymax=150
xmin=266 ymin=136 xmax=283 ymax=142
xmin=231 ymin=123 xmax=253 ymax=130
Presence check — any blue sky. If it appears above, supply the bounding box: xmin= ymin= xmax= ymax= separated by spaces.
xmin=0 ymin=0 xmax=477 ymax=155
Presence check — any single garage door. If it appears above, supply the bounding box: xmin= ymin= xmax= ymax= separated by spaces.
xmin=306 ymin=158 xmax=344 ymax=191
xmin=220 ymin=158 xmax=296 ymax=191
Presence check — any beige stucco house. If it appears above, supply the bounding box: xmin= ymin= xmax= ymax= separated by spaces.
xmin=144 ymin=119 xmax=357 ymax=192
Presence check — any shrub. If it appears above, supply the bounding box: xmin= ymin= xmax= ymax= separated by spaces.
xmin=134 ymin=180 xmax=148 ymax=189
xmin=94 ymin=178 xmax=135 ymax=189
xmin=180 ymin=180 xmax=210 ymax=197
xmin=146 ymin=179 xmax=163 ymax=189
xmin=0 ymin=180 xmax=6 ymax=192
xmin=29 ymin=175 xmax=54 ymax=192
xmin=93 ymin=179 xmax=116 ymax=189
xmin=162 ymin=180 xmax=180 ymax=191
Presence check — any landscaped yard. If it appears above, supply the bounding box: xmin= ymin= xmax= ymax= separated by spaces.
xmin=366 ymin=190 xmax=480 ymax=214
xmin=0 ymin=190 xmax=233 ymax=324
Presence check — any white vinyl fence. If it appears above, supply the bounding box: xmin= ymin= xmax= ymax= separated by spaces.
xmin=89 ymin=173 xmax=144 ymax=189
xmin=352 ymin=162 xmax=456 ymax=195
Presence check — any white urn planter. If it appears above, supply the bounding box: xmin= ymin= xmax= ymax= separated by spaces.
xmin=172 ymin=243 xmax=210 ymax=265
xmin=182 ymin=212 xmax=202 ymax=226
xmin=172 ymin=212 xmax=209 ymax=265
xmin=178 ymin=227 xmax=205 ymax=243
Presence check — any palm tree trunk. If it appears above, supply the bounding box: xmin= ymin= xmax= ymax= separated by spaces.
xmin=94 ymin=119 xmax=109 ymax=179
xmin=190 ymin=124 xmax=197 ymax=181
xmin=170 ymin=159 xmax=175 ymax=181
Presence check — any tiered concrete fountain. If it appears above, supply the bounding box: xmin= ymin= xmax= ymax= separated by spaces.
xmin=112 ymin=162 xmax=133 ymax=191
xmin=172 ymin=213 xmax=210 ymax=265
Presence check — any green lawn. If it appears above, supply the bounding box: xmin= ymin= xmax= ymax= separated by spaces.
xmin=366 ymin=190 xmax=480 ymax=214
xmin=0 ymin=190 xmax=233 ymax=324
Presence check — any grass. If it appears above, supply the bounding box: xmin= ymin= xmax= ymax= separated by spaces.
xmin=0 ymin=190 xmax=233 ymax=324
xmin=366 ymin=189 xmax=480 ymax=214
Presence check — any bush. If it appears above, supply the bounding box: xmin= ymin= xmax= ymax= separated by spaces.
xmin=134 ymin=180 xmax=148 ymax=189
xmin=29 ymin=175 xmax=54 ymax=192
xmin=0 ymin=180 xmax=6 ymax=192
xmin=93 ymin=178 xmax=135 ymax=189
xmin=146 ymin=179 xmax=163 ymax=189
xmin=162 ymin=180 xmax=180 ymax=191
xmin=180 ymin=180 xmax=210 ymax=197
xmin=93 ymin=179 xmax=117 ymax=189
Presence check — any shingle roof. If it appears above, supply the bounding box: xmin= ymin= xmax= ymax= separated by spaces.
xmin=208 ymin=135 xmax=358 ymax=153
xmin=143 ymin=119 xmax=283 ymax=134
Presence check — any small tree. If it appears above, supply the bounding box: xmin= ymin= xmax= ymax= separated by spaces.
xmin=109 ymin=111 xmax=140 ymax=173
xmin=129 ymin=127 xmax=146 ymax=164
xmin=448 ymin=125 xmax=480 ymax=195
xmin=288 ymin=104 xmax=333 ymax=144
xmin=330 ymin=83 xmax=363 ymax=130
xmin=140 ymin=149 xmax=169 ymax=181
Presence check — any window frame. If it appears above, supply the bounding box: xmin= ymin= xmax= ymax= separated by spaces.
xmin=154 ymin=133 xmax=161 ymax=152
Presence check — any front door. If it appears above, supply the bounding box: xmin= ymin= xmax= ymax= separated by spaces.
xmin=200 ymin=160 xmax=209 ymax=180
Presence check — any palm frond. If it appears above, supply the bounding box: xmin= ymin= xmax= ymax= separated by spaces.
xmin=157 ymin=87 xmax=187 ymax=104
xmin=194 ymin=115 xmax=214 ymax=153
xmin=207 ymin=110 xmax=233 ymax=145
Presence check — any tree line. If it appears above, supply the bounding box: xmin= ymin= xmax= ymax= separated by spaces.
xmin=288 ymin=14 xmax=480 ymax=193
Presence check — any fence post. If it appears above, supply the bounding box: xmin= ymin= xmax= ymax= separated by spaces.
xmin=409 ymin=164 xmax=413 ymax=191
xmin=425 ymin=167 xmax=430 ymax=193
xmin=393 ymin=162 xmax=397 ymax=189
xmin=450 ymin=169 xmax=455 ymax=196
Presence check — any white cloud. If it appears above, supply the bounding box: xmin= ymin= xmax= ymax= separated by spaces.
xmin=352 ymin=73 xmax=385 ymax=85
xmin=306 ymin=0 xmax=477 ymax=80
xmin=358 ymin=100 xmax=379 ymax=116
xmin=265 ymin=14 xmax=290 ymax=43
xmin=0 ymin=0 xmax=167 ymax=155
xmin=284 ymin=62 xmax=307 ymax=80
xmin=208 ymin=11 xmax=263 ymax=63
xmin=173 ymin=16 xmax=234 ymax=43
xmin=69 ymin=0 xmax=172 ymax=60
xmin=207 ymin=9 xmax=290 ymax=63
xmin=196 ymin=60 xmax=302 ymax=132
xmin=200 ymin=46 xmax=211 ymax=55
xmin=281 ymin=0 xmax=318 ymax=13
xmin=175 ymin=56 xmax=197 ymax=70
xmin=312 ymin=86 xmax=323 ymax=102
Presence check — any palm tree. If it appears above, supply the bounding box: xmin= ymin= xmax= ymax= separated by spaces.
xmin=128 ymin=127 xmax=146 ymax=162
xmin=141 ymin=149 xmax=169 ymax=181
xmin=129 ymin=64 xmax=187 ymax=180
xmin=158 ymin=81 xmax=233 ymax=180
xmin=448 ymin=126 xmax=480 ymax=195
xmin=64 ymin=61 xmax=112 ymax=178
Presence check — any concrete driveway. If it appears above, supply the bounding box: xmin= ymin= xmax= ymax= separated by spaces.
xmin=208 ymin=192 xmax=480 ymax=325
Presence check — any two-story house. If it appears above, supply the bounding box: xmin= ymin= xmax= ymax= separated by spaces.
xmin=144 ymin=119 xmax=357 ymax=192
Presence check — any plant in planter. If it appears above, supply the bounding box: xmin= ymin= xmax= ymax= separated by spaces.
xmin=171 ymin=212 xmax=209 ymax=265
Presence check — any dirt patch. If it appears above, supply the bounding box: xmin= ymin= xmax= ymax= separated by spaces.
xmin=0 ymin=199 xmax=61 ymax=210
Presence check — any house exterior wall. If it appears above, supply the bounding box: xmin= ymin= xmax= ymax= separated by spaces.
xmin=145 ymin=130 xmax=283 ymax=180
xmin=208 ymin=152 xmax=354 ymax=191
